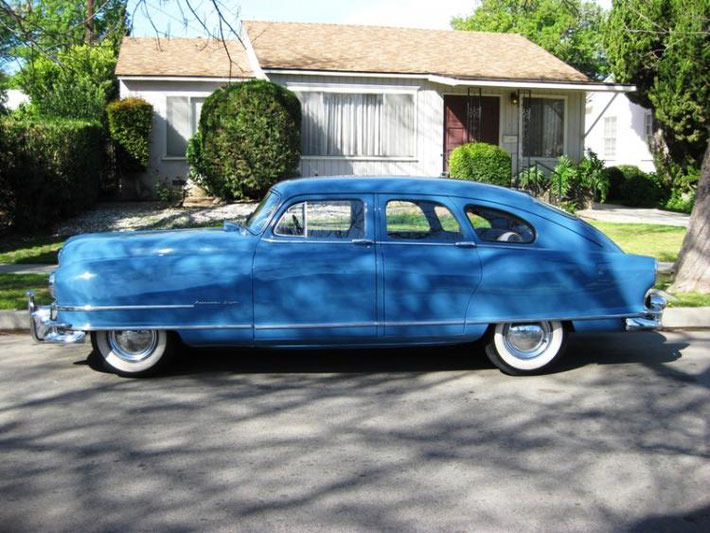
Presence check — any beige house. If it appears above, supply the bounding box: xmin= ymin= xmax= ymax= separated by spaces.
xmin=115 ymin=20 xmax=633 ymax=188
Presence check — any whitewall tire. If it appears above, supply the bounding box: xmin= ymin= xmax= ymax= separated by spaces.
xmin=485 ymin=321 xmax=567 ymax=375
xmin=91 ymin=330 xmax=174 ymax=377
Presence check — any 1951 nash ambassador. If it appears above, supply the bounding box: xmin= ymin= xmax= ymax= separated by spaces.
xmin=28 ymin=177 xmax=666 ymax=377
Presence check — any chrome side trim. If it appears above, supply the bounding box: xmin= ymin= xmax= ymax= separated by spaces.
xmin=57 ymin=304 xmax=195 ymax=312
xmin=76 ymin=324 xmax=253 ymax=331
xmin=465 ymin=312 xmax=647 ymax=324
xmin=256 ymin=321 xmax=377 ymax=330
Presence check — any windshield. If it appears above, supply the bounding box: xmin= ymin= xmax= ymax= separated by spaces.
xmin=245 ymin=190 xmax=281 ymax=233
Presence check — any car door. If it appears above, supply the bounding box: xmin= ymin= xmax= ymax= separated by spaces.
xmin=253 ymin=194 xmax=377 ymax=344
xmin=377 ymin=194 xmax=482 ymax=339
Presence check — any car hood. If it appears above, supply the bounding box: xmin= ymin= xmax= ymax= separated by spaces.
xmin=59 ymin=226 xmax=255 ymax=267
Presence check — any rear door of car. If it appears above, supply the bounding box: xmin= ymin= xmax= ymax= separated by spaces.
xmin=376 ymin=194 xmax=483 ymax=339
xmin=253 ymin=193 xmax=377 ymax=344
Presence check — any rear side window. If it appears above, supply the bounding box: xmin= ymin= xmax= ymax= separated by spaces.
xmin=386 ymin=200 xmax=462 ymax=241
xmin=274 ymin=200 xmax=365 ymax=239
xmin=466 ymin=206 xmax=535 ymax=243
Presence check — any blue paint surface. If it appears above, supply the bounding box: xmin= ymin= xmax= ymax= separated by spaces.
xmin=53 ymin=177 xmax=656 ymax=347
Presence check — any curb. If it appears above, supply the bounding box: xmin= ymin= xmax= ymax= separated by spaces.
xmin=0 ymin=310 xmax=28 ymax=330
xmin=3 ymin=308 xmax=710 ymax=332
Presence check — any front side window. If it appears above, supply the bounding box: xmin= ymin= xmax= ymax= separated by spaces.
xmin=166 ymin=96 xmax=206 ymax=157
xmin=246 ymin=190 xmax=281 ymax=233
xmin=523 ymin=97 xmax=565 ymax=158
xmin=298 ymin=91 xmax=415 ymax=157
xmin=386 ymin=200 xmax=462 ymax=241
xmin=466 ymin=206 xmax=535 ymax=244
xmin=274 ymin=200 xmax=365 ymax=239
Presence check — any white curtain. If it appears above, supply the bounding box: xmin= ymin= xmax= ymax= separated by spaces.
xmin=299 ymin=92 xmax=414 ymax=157
xmin=524 ymin=98 xmax=564 ymax=158
xmin=166 ymin=96 xmax=190 ymax=157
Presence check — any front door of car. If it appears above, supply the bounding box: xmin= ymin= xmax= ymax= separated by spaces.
xmin=377 ymin=194 xmax=483 ymax=339
xmin=253 ymin=194 xmax=377 ymax=344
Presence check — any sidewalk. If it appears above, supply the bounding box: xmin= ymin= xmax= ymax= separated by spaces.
xmin=0 ymin=264 xmax=55 ymax=274
xmin=578 ymin=203 xmax=690 ymax=227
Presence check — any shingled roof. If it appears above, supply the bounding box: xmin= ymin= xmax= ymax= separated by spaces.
xmin=115 ymin=37 xmax=252 ymax=78
xmin=116 ymin=21 xmax=589 ymax=83
xmin=244 ymin=20 xmax=589 ymax=83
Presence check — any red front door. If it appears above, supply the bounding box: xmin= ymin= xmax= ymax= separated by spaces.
xmin=443 ymin=95 xmax=500 ymax=171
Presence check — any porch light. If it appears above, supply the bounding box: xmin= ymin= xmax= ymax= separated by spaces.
xmin=510 ymin=91 xmax=519 ymax=106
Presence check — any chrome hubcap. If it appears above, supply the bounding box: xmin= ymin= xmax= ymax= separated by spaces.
xmin=503 ymin=322 xmax=551 ymax=360
xmin=108 ymin=330 xmax=158 ymax=362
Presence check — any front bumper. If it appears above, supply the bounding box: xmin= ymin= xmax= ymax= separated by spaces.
xmin=27 ymin=291 xmax=86 ymax=344
xmin=625 ymin=290 xmax=667 ymax=331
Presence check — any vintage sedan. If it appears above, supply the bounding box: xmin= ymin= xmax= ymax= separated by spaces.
xmin=28 ymin=177 xmax=666 ymax=377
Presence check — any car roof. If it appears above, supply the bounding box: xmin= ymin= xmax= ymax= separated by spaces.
xmin=272 ymin=176 xmax=534 ymax=207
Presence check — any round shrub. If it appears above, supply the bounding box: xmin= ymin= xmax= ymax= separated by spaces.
xmin=448 ymin=142 xmax=511 ymax=187
xmin=188 ymin=81 xmax=301 ymax=200
xmin=106 ymin=97 xmax=153 ymax=172
xmin=616 ymin=165 xmax=669 ymax=207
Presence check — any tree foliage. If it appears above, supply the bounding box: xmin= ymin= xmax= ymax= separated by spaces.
xmin=1 ymin=0 xmax=128 ymax=64
xmin=187 ymin=81 xmax=302 ymax=200
xmin=605 ymin=0 xmax=709 ymax=174
xmin=451 ymin=0 xmax=608 ymax=79
xmin=15 ymin=43 xmax=117 ymax=121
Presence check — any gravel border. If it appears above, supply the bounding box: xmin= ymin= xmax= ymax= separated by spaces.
xmin=53 ymin=201 xmax=259 ymax=236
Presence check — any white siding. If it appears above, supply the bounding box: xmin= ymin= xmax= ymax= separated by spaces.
xmin=585 ymin=92 xmax=655 ymax=172
xmin=120 ymin=75 xmax=587 ymax=187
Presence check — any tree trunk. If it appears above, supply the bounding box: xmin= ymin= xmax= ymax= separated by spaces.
xmin=85 ymin=0 xmax=94 ymax=45
xmin=669 ymin=140 xmax=710 ymax=293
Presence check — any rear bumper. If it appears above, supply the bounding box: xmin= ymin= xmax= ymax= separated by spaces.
xmin=625 ymin=290 xmax=667 ymax=331
xmin=27 ymin=291 xmax=86 ymax=344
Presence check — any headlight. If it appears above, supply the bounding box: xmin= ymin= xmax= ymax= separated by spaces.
xmin=48 ymin=271 xmax=56 ymax=299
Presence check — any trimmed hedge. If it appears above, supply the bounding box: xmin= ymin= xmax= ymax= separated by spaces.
xmin=0 ymin=119 xmax=105 ymax=232
xmin=187 ymin=80 xmax=301 ymax=200
xmin=107 ymin=97 xmax=153 ymax=172
xmin=448 ymin=142 xmax=511 ymax=186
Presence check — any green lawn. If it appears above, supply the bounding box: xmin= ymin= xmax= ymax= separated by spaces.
xmin=0 ymin=274 xmax=52 ymax=310
xmin=587 ymin=221 xmax=685 ymax=262
xmin=0 ymin=236 xmax=64 ymax=264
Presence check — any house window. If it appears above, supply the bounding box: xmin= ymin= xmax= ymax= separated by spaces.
xmin=644 ymin=111 xmax=653 ymax=147
xmin=523 ymin=97 xmax=565 ymax=158
xmin=166 ymin=96 xmax=205 ymax=158
xmin=298 ymin=91 xmax=415 ymax=157
xmin=604 ymin=116 xmax=617 ymax=158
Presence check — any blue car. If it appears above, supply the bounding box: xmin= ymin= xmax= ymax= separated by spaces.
xmin=28 ymin=177 xmax=666 ymax=377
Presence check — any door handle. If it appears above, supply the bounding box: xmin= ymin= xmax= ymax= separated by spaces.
xmin=352 ymin=238 xmax=374 ymax=246
xmin=455 ymin=241 xmax=477 ymax=248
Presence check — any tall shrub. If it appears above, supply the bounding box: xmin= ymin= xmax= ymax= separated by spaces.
xmin=449 ymin=142 xmax=512 ymax=187
xmin=107 ymin=97 xmax=153 ymax=172
xmin=187 ymin=80 xmax=301 ymax=200
xmin=0 ymin=118 xmax=105 ymax=231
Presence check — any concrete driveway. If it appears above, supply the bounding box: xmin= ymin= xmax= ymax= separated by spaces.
xmin=1 ymin=331 xmax=708 ymax=532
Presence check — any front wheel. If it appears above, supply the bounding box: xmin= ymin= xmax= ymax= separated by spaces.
xmin=91 ymin=330 xmax=175 ymax=377
xmin=485 ymin=321 xmax=567 ymax=375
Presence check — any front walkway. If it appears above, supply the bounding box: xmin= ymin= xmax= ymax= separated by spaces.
xmin=578 ymin=203 xmax=690 ymax=227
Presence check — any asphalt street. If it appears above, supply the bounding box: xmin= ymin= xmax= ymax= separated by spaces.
xmin=0 ymin=330 xmax=708 ymax=532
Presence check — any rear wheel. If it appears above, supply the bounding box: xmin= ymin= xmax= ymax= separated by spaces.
xmin=91 ymin=329 xmax=175 ymax=377
xmin=485 ymin=321 xmax=567 ymax=375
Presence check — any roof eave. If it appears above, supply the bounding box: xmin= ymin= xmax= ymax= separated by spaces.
xmin=261 ymin=68 xmax=635 ymax=92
